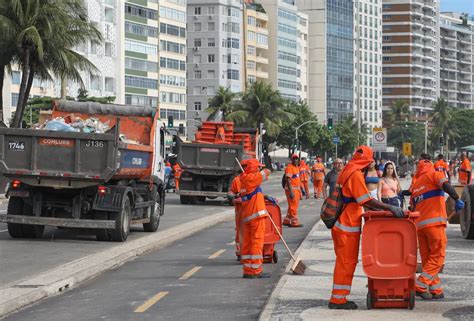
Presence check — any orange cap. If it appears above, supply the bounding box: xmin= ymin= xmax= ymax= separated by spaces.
xmin=291 ymin=154 xmax=299 ymax=159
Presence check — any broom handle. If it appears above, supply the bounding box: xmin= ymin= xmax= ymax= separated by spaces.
xmin=235 ymin=157 xmax=244 ymax=172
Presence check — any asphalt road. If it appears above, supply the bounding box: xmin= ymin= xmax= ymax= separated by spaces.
xmin=3 ymin=183 xmax=322 ymax=321
xmin=0 ymin=175 xmax=286 ymax=288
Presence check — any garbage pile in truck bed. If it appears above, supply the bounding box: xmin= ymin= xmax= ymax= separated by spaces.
xmin=37 ymin=114 xmax=110 ymax=133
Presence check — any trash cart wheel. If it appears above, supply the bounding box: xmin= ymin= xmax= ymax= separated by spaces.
xmin=272 ymin=250 xmax=278 ymax=263
xmin=409 ymin=290 xmax=415 ymax=310
xmin=366 ymin=291 xmax=373 ymax=310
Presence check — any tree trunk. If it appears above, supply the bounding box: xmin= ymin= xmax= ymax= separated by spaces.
xmin=0 ymin=65 xmax=5 ymax=122
xmin=12 ymin=51 xmax=31 ymax=128
xmin=20 ymin=68 xmax=35 ymax=127
xmin=60 ymin=74 xmax=67 ymax=99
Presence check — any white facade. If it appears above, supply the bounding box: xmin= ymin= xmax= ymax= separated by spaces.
xmin=297 ymin=12 xmax=309 ymax=102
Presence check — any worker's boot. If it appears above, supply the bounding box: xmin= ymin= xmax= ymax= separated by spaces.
xmin=328 ymin=301 xmax=358 ymax=310
xmin=416 ymin=291 xmax=433 ymax=300
xmin=243 ymin=272 xmax=271 ymax=279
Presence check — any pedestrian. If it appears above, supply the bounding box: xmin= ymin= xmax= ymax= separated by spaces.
xmin=377 ymin=159 xmax=385 ymax=176
xmin=378 ymin=161 xmax=402 ymax=207
xmin=323 ymin=158 xmax=344 ymax=199
xmin=434 ymin=154 xmax=451 ymax=182
xmin=365 ymin=159 xmax=380 ymax=200
xmin=329 ymin=146 xmax=404 ymax=310
xmin=228 ymin=163 xmax=247 ymax=260
xmin=449 ymin=160 xmax=455 ymax=179
xmin=172 ymin=162 xmax=182 ymax=191
xmin=459 ymin=152 xmax=472 ymax=185
xmin=299 ymin=157 xmax=311 ymax=199
xmin=312 ymin=157 xmax=325 ymax=199
xmin=239 ymin=159 xmax=271 ymax=278
xmin=409 ymin=159 xmax=464 ymax=300
xmin=283 ymin=154 xmax=303 ymax=227
xmin=215 ymin=125 xmax=226 ymax=144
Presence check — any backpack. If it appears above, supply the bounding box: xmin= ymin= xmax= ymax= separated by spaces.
xmin=320 ymin=172 xmax=355 ymax=229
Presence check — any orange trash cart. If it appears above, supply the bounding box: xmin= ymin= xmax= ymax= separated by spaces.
xmin=362 ymin=210 xmax=419 ymax=310
xmin=262 ymin=198 xmax=282 ymax=264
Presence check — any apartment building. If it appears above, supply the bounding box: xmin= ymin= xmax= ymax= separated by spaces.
xmin=296 ymin=0 xmax=354 ymax=122
xmin=354 ymin=0 xmax=383 ymax=145
xmin=186 ymin=0 xmax=244 ymax=129
xmin=243 ymin=2 xmax=270 ymax=88
xmin=439 ymin=12 xmax=473 ymax=110
xmin=297 ymin=12 xmax=309 ymax=102
xmin=381 ymin=0 xmax=440 ymax=121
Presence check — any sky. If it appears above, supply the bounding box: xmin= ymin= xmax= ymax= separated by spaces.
xmin=441 ymin=0 xmax=474 ymax=15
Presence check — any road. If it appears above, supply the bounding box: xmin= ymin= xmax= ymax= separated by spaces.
xmin=2 ymin=176 xmax=322 ymax=321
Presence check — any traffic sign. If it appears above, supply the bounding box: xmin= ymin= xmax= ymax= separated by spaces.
xmin=373 ymin=127 xmax=387 ymax=152
xmin=332 ymin=136 xmax=340 ymax=144
xmin=403 ymin=142 xmax=412 ymax=156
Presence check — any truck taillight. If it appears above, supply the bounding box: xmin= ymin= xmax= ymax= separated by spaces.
xmin=98 ymin=185 xmax=108 ymax=196
xmin=12 ymin=180 xmax=21 ymax=189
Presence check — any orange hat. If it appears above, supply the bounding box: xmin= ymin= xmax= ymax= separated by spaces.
xmin=243 ymin=158 xmax=261 ymax=173
xmin=291 ymin=154 xmax=299 ymax=159
xmin=338 ymin=145 xmax=374 ymax=180
xmin=415 ymin=159 xmax=434 ymax=178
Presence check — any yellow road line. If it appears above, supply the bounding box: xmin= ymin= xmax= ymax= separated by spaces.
xmin=179 ymin=266 xmax=202 ymax=280
xmin=208 ymin=249 xmax=226 ymax=259
xmin=134 ymin=291 xmax=169 ymax=313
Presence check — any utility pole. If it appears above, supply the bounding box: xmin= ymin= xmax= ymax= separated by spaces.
xmin=424 ymin=121 xmax=428 ymax=154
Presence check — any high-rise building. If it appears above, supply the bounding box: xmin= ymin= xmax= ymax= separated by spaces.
xmin=439 ymin=12 xmax=473 ymax=110
xmin=354 ymin=0 xmax=383 ymax=144
xmin=260 ymin=0 xmax=303 ymax=102
xmin=297 ymin=12 xmax=309 ymax=102
xmin=186 ymin=0 xmax=244 ymax=130
xmin=296 ymin=0 xmax=354 ymax=122
xmin=381 ymin=0 xmax=440 ymax=121
xmin=243 ymin=2 xmax=270 ymax=87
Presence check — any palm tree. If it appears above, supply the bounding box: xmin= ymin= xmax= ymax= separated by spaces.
xmin=206 ymin=86 xmax=239 ymax=121
xmin=388 ymin=99 xmax=410 ymax=123
xmin=228 ymin=81 xmax=292 ymax=137
xmin=0 ymin=0 xmax=101 ymax=127
xmin=431 ymin=97 xmax=458 ymax=151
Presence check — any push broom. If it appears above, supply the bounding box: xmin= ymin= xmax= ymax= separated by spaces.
xmin=235 ymin=158 xmax=306 ymax=275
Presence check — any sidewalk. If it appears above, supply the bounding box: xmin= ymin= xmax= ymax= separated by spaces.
xmin=260 ymin=220 xmax=474 ymax=321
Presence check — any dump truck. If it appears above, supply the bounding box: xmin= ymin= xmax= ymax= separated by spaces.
xmin=174 ymin=122 xmax=259 ymax=205
xmin=0 ymin=100 xmax=166 ymax=242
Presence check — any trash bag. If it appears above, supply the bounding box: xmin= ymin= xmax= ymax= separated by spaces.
xmin=44 ymin=118 xmax=79 ymax=132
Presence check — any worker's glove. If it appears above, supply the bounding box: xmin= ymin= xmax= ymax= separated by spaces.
xmin=455 ymin=199 xmax=465 ymax=211
xmin=227 ymin=194 xmax=235 ymax=202
xmin=389 ymin=206 xmax=405 ymax=218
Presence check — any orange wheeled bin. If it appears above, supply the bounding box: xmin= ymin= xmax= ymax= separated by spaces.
xmin=262 ymin=198 xmax=282 ymax=264
xmin=362 ymin=210 xmax=420 ymax=310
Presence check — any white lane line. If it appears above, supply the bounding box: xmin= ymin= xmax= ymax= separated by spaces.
xmin=179 ymin=266 xmax=202 ymax=280
xmin=226 ymin=241 xmax=236 ymax=246
xmin=208 ymin=249 xmax=226 ymax=259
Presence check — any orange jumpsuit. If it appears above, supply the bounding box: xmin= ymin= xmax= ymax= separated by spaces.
xmin=172 ymin=163 xmax=182 ymax=190
xmin=239 ymin=159 xmax=270 ymax=276
xmin=434 ymin=159 xmax=449 ymax=179
xmin=229 ymin=176 xmax=243 ymax=257
xmin=299 ymin=161 xmax=310 ymax=198
xmin=215 ymin=126 xmax=226 ymax=144
xmin=284 ymin=163 xmax=302 ymax=227
xmin=459 ymin=158 xmax=472 ymax=185
xmin=410 ymin=165 xmax=449 ymax=296
xmin=312 ymin=163 xmax=325 ymax=198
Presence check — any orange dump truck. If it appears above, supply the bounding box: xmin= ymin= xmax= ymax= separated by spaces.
xmin=0 ymin=100 xmax=166 ymax=242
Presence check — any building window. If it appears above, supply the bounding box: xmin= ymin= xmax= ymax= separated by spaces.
xmin=247 ymin=60 xmax=256 ymax=69
xmin=227 ymin=69 xmax=239 ymax=80
xmin=125 ymin=75 xmax=157 ymax=89
xmin=90 ymin=75 xmax=101 ymax=91
xmin=247 ymin=75 xmax=256 ymax=84
xmin=194 ymin=70 xmax=201 ymax=79
xmin=105 ymin=77 xmax=114 ymax=92
xmin=383 ymin=56 xmax=391 ymax=62
xmin=208 ymin=6 xmax=215 ymax=15
xmin=125 ymin=94 xmax=158 ymax=108
xmin=257 ymin=33 xmax=268 ymax=45
xmin=208 ymin=38 xmax=215 ymax=47
xmin=248 ymin=31 xmax=255 ymax=41
xmin=382 ymin=46 xmax=391 ymax=51
xmin=125 ymin=39 xmax=157 ymax=55
xmin=194 ymin=101 xmax=202 ymax=110
xmin=105 ymin=42 xmax=113 ymax=57
xmin=248 ymin=16 xmax=256 ymax=26
xmin=125 ymin=21 xmax=158 ymax=38
xmin=194 ymin=22 xmax=201 ymax=31
xmin=160 ymin=23 xmax=186 ymax=38
xmin=160 ymin=57 xmax=186 ymax=70
xmin=208 ymin=22 xmax=215 ymax=31
xmin=159 ymin=6 xmax=186 ymax=22
xmin=383 ymin=36 xmax=390 ymax=41
xmin=11 ymin=71 xmax=21 ymax=85
xmin=195 ymin=7 xmax=201 ymax=15
xmin=247 ymin=45 xmax=256 ymax=55
xmin=160 ymin=40 xmax=185 ymax=54
xmin=383 ymin=15 xmax=392 ymax=20
xmin=11 ymin=93 xmax=19 ymax=107
xmin=126 ymin=57 xmax=158 ymax=72
xmin=194 ymin=38 xmax=201 ymax=47
xmin=208 ymin=54 xmax=215 ymax=63
xmin=125 ymin=3 xmax=157 ymax=20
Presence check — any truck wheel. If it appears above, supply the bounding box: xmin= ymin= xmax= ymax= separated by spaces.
xmin=111 ymin=197 xmax=131 ymax=242
xmin=160 ymin=190 xmax=165 ymax=216
xmin=460 ymin=186 xmax=474 ymax=239
xmin=197 ymin=196 xmax=206 ymax=203
xmin=143 ymin=186 xmax=161 ymax=232
xmin=21 ymin=203 xmax=44 ymax=238
xmin=95 ymin=212 xmax=111 ymax=241
xmin=7 ymin=197 xmax=24 ymax=238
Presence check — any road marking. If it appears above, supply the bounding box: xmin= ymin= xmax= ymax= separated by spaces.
xmin=309 ymin=201 xmax=315 ymax=205
xmin=179 ymin=266 xmax=202 ymax=280
xmin=0 ymin=229 xmax=7 ymax=233
xmin=226 ymin=241 xmax=236 ymax=246
xmin=134 ymin=291 xmax=169 ymax=313
xmin=208 ymin=249 xmax=226 ymax=259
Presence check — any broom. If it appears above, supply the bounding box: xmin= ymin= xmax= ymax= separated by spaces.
xmin=235 ymin=158 xmax=306 ymax=275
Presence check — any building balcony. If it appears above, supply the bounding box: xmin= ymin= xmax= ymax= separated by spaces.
xmin=256 ymin=12 xmax=268 ymax=22
xmin=256 ymin=70 xmax=268 ymax=79
xmin=256 ymin=55 xmax=268 ymax=64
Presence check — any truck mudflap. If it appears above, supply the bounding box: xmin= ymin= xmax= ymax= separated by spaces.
xmin=177 ymin=190 xmax=228 ymax=197
xmin=0 ymin=214 xmax=115 ymax=229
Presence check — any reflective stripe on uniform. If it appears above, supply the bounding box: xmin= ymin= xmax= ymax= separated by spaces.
xmin=335 ymin=221 xmax=361 ymax=233
xmin=241 ymin=255 xmax=263 ymax=260
xmin=243 ymin=263 xmax=261 ymax=269
xmin=243 ymin=210 xmax=268 ymax=223
xmin=416 ymin=280 xmax=429 ymax=289
xmin=331 ymin=294 xmax=346 ymax=299
xmin=421 ymin=271 xmax=435 ymax=280
xmin=416 ymin=216 xmax=447 ymax=228
xmin=429 ymin=284 xmax=442 ymax=290
xmin=356 ymin=193 xmax=371 ymax=203
xmin=333 ymin=284 xmax=351 ymax=291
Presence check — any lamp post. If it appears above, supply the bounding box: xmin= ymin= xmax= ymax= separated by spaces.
xmin=295 ymin=120 xmax=319 ymax=157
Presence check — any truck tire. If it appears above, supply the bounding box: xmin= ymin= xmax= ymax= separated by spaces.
xmin=111 ymin=197 xmax=131 ymax=242
xmin=95 ymin=212 xmax=111 ymax=241
xmin=143 ymin=186 xmax=161 ymax=232
xmin=460 ymin=186 xmax=474 ymax=239
xmin=7 ymin=197 xmax=44 ymax=239
xmin=197 ymin=196 xmax=206 ymax=203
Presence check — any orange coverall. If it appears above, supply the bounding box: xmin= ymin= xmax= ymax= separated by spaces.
xmin=172 ymin=163 xmax=182 ymax=190
xmin=312 ymin=162 xmax=325 ymax=198
xmin=434 ymin=159 xmax=449 ymax=178
xmin=239 ymin=159 xmax=270 ymax=276
xmin=299 ymin=161 xmax=310 ymax=198
xmin=215 ymin=126 xmax=226 ymax=144
xmin=410 ymin=163 xmax=449 ymax=296
xmin=229 ymin=176 xmax=243 ymax=257
xmin=284 ymin=163 xmax=302 ymax=227
xmin=459 ymin=158 xmax=472 ymax=185
xmin=330 ymin=146 xmax=374 ymax=305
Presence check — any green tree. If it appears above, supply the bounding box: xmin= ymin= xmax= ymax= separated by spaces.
xmin=334 ymin=116 xmax=368 ymax=157
xmin=0 ymin=0 xmax=102 ymax=127
xmin=206 ymin=86 xmax=238 ymax=121
xmin=228 ymin=81 xmax=291 ymax=138
xmin=450 ymin=109 xmax=474 ymax=149
xmin=387 ymin=99 xmax=410 ymax=124
xmin=388 ymin=121 xmax=425 ymax=156
xmin=431 ymin=98 xmax=458 ymax=152
xmin=277 ymin=101 xmax=319 ymax=150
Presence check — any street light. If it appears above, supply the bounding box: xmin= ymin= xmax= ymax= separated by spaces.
xmin=295 ymin=120 xmax=319 ymax=157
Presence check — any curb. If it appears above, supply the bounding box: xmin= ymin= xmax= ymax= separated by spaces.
xmin=258 ymin=218 xmax=324 ymax=321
